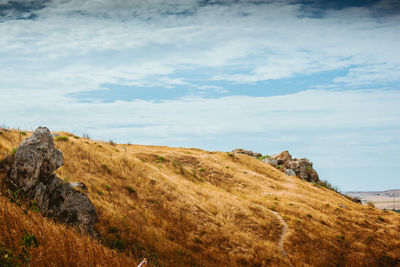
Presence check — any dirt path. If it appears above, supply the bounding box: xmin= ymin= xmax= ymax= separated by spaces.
xmin=270 ymin=210 xmax=293 ymax=267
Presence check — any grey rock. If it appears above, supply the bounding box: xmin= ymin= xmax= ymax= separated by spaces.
xmin=270 ymin=150 xmax=320 ymax=183
xmin=231 ymin=148 xmax=262 ymax=158
xmin=6 ymin=126 xmax=97 ymax=235
xmin=284 ymin=168 xmax=296 ymax=176
xmin=262 ymin=157 xmax=278 ymax=166
xmin=271 ymin=151 xmax=293 ymax=165
xmin=70 ymin=182 xmax=88 ymax=191
xmin=285 ymin=158 xmax=319 ymax=182
xmin=10 ymin=127 xmax=64 ymax=192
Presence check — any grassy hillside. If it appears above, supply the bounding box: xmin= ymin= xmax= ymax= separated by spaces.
xmin=1 ymin=129 xmax=400 ymax=266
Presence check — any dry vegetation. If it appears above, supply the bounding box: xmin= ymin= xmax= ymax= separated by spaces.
xmin=1 ymin=128 xmax=400 ymax=266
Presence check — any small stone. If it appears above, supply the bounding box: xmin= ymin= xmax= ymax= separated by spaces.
xmin=262 ymin=157 xmax=278 ymax=166
xmin=284 ymin=169 xmax=296 ymax=176
xmin=70 ymin=182 xmax=88 ymax=191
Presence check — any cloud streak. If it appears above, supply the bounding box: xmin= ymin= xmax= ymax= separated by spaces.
xmin=0 ymin=0 xmax=399 ymax=190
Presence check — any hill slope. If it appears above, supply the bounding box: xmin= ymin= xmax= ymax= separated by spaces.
xmin=1 ymin=129 xmax=400 ymax=266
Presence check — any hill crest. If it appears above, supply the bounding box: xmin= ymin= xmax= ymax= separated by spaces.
xmin=1 ymin=128 xmax=400 ymax=266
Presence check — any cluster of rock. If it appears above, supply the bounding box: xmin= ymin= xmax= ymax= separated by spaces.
xmin=231 ymin=148 xmax=262 ymax=158
xmin=0 ymin=127 xmax=97 ymax=235
xmin=231 ymin=148 xmax=319 ymax=183
xmin=265 ymin=151 xmax=319 ymax=182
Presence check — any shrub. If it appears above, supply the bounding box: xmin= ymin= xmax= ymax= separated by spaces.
xmin=367 ymin=201 xmax=375 ymax=208
xmin=318 ymin=180 xmax=339 ymax=192
xmin=126 ymin=186 xmax=136 ymax=194
xmin=103 ymin=184 xmax=111 ymax=191
xmin=19 ymin=131 xmax=27 ymax=136
xmin=227 ymin=152 xmax=233 ymax=157
xmin=108 ymin=140 xmax=116 ymax=146
xmin=157 ymin=156 xmax=165 ymax=163
xmin=10 ymin=147 xmax=17 ymax=156
xmin=257 ymin=155 xmax=270 ymax=161
xmin=55 ymin=136 xmax=69 ymax=142
xmin=378 ymin=216 xmax=385 ymax=222
xmin=73 ymin=136 xmax=79 ymax=139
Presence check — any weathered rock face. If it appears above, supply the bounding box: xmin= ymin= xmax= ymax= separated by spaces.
xmin=269 ymin=150 xmax=320 ymax=183
xmin=10 ymin=127 xmax=64 ymax=192
xmin=262 ymin=157 xmax=278 ymax=166
xmin=271 ymin=151 xmax=293 ymax=165
xmin=286 ymin=158 xmax=319 ymax=182
xmin=231 ymin=148 xmax=262 ymax=158
xmin=5 ymin=127 xmax=97 ymax=235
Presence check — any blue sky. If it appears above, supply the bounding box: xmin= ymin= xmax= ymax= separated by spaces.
xmin=1 ymin=0 xmax=399 ymax=191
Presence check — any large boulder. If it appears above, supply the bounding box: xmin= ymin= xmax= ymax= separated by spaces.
xmin=9 ymin=127 xmax=64 ymax=192
xmin=4 ymin=127 xmax=97 ymax=235
xmin=285 ymin=158 xmax=319 ymax=182
xmin=271 ymin=151 xmax=293 ymax=165
xmin=231 ymin=148 xmax=262 ymax=158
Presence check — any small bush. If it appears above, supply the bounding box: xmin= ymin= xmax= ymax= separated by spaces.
xmin=378 ymin=216 xmax=385 ymax=222
xmin=367 ymin=201 xmax=375 ymax=208
xmin=55 ymin=136 xmax=69 ymax=142
xmin=97 ymin=190 xmax=104 ymax=196
xmin=318 ymin=180 xmax=339 ymax=192
xmin=73 ymin=136 xmax=79 ymax=139
xmin=10 ymin=147 xmax=17 ymax=156
xmin=108 ymin=140 xmax=116 ymax=146
xmin=257 ymin=155 xmax=270 ymax=160
xmin=227 ymin=152 xmax=233 ymax=157
xmin=103 ymin=184 xmax=111 ymax=191
xmin=126 ymin=186 xmax=136 ymax=194
xmin=19 ymin=131 xmax=27 ymax=136
xmin=306 ymin=214 xmax=313 ymax=218
xmin=157 ymin=156 xmax=165 ymax=163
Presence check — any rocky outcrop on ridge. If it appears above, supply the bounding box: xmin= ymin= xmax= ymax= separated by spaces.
xmin=270 ymin=151 xmax=319 ymax=183
xmin=1 ymin=127 xmax=97 ymax=235
xmin=231 ymin=148 xmax=262 ymax=158
xmin=231 ymin=148 xmax=319 ymax=183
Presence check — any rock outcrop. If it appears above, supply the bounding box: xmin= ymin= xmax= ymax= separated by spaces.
xmin=271 ymin=151 xmax=292 ymax=165
xmin=231 ymin=148 xmax=262 ymax=158
xmin=3 ymin=127 xmax=97 ymax=235
xmin=268 ymin=151 xmax=320 ymax=183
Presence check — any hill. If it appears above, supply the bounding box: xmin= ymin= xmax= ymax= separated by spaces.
xmin=1 ymin=128 xmax=400 ymax=266
xmin=345 ymin=190 xmax=400 ymax=211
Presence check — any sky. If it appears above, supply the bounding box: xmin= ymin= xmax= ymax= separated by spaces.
xmin=0 ymin=0 xmax=399 ymax=191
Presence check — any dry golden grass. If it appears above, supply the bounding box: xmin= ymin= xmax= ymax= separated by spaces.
xmin=1 ymin=128 xmax=400 ymax=266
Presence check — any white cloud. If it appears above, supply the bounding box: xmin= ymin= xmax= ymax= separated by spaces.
xmin=2 ymin=88 xmax=400 ymax=191
xmin=1 ymin=0 xmax=399 ymax=95
xmin=1 ymin=0 xmax=400 ymax=190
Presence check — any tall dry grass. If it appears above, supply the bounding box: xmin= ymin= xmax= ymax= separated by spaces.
xmin=1 ymin=128 xmax=400 ymax=266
